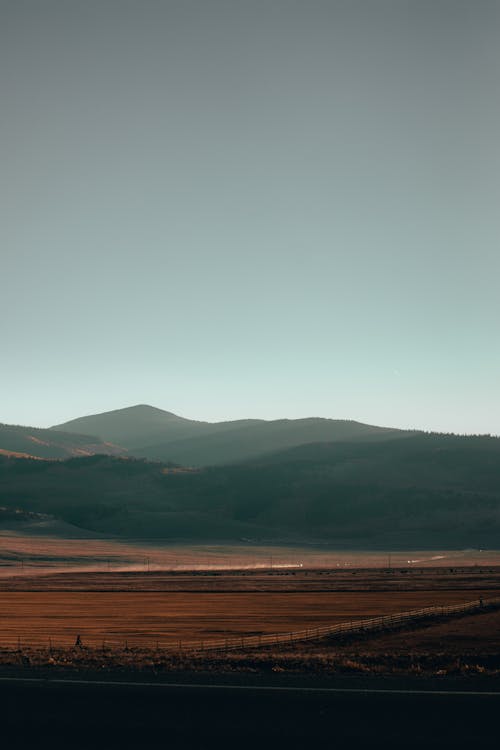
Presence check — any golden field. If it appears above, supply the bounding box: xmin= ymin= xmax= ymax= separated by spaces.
xmin=0 ymin=576 xmax=495 ymax=649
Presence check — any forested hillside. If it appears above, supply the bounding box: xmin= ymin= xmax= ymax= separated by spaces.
xmin=1 ymin=433 xmax=499 ymax=547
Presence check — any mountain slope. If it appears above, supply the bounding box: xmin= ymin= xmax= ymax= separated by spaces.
xmin=2 ymin=432 xmax=499 ymax=546
xmin=134 ymin=417 xmax=411 ymax=466
xmin=54 ymin=405 xmax=414 ymax=466
xmin=53 ymin=404 xmax=263 ymax=450
xmin=0 ymin=423 xmax=124 ymax=460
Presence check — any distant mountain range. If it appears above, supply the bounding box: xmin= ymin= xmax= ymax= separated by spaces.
xmin=52 ymin=404 xmax=413 ymax=466
xmin=1 ymin=405 xmax=499 ymax=548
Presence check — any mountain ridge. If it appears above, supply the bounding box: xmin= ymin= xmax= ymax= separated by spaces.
xmin=53 ymin=404 xmax=415 ymax=466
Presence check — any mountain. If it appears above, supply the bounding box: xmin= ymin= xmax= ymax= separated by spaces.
xmin=2 ymin=432 xmax=499 ymax=547
xmin=54 ymin=404 xmax=413 ymax=466
xmin=0 ymin=423 xmax=125 ymax=460
xmin=134 ymin=417 xmax=412 ymax=466
xmin=52 ymin=404 xmax=212 ymax=448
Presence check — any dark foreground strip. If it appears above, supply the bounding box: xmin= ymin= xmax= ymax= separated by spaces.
xmin=0 ymin=675 xmax=499 ymax=696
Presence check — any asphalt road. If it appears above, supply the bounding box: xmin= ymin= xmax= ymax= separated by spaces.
xmin=1 ymin=676 xmax=498 ymax=750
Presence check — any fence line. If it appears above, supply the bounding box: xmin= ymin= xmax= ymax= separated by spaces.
xmin=185 ymin=595 xmax=500 ymax=654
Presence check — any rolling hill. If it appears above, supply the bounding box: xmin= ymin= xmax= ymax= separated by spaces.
xmin=53 ymin=404 xmax=414 ymax=466
xmin=0 ymin=423 xmax=125 ymax=460
xmin=1 ymin=432 xmax=499 ymax=547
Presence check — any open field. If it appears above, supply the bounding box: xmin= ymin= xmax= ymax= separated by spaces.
xmin=0 ymin=589 xmax=494 ymax=649
xmin=0 ymin=565 xmax=499 ymax=677
xmin=1 ymin=538 xmax=499 ymax=672
xmin=1 ymin=604 xmax=500 ymax=677
xmin=0 ymin=567 xmax=498 ymax=650
xmin=2 ymin=531 xmax=500 ymax=576
xmin=2 ymin=567 xmax=500 ymax=592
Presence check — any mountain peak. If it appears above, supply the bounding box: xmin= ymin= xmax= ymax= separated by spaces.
xmin=54 ymin=403 xmax=184 ymax=425
xmin=112 ymin=404 xmax=181 ymax=418
xmin=51 ymin=404 xmax=192 ymax=448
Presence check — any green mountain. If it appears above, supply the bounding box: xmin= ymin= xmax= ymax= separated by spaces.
xmin=53 ymin=404 xmax=412 ymax=466
xmin=1 ymin=432 xmax=499 ymax=547
xmin=0 ymin=423 xmax=124 ymax=460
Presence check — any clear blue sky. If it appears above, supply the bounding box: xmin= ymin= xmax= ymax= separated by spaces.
xmin=1 ymin=1 xmax=499 ymax=434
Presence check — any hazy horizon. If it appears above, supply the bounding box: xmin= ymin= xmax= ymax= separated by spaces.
xmin=2 ymin=1 xmax=499 ymax=435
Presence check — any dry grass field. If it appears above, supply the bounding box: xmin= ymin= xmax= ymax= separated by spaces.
xmin=2 ymin=532 xmax=500 ymax=576
xmin=0 ymin=564 xmax=499 ymax=676
xmin=2 ymin=567 xmax=499 ymax=592
xmin=1 ymin=533 xmax=499 ymax=673
xmin=0 ymin=568 xmax=497 ymax=649
xmin=0 ymin=589 xmax=493 ymax=649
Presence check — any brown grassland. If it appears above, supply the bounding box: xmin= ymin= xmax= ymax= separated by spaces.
xmin=2 ymin=533 xmax=500 ymax=575
xmin=0 ymin=565 xmax=499 ymax=676
xmin=0 ymin=587 xmax=493 ymax=649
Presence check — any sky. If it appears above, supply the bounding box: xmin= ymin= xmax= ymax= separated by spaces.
xmin=1 ymin=0 xmax=499 ymax=433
